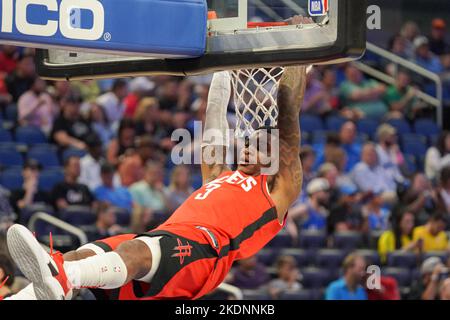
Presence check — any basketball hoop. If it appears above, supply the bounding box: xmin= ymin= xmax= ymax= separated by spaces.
xmin=230 ymin=67 xmax=284 ymax=138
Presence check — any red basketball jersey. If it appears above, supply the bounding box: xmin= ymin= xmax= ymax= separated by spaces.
xmin=157 ymin=170 xmax=284 ymax=262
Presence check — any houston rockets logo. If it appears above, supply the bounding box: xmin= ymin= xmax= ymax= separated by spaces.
xmin=172 ymin=238 xmax=193 ymax=265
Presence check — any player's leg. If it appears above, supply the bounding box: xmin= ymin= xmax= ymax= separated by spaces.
xmin=7 ymin=225 xmax=158 ymax=300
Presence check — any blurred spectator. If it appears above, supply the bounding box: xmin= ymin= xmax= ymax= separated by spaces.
xmin=338 ymin=121 xmax=362 ymax=172
xmin=400 ymin=21 xmax=421 ymax=59
xmin=229 ymin=256 xmax=270 ymax=290
xmin=362 ymin=192 xmax=391 ymax=232
xmin=78 ymin=134 xmax=105 ymax=191
xmin=107 ymin=119 xmax=136 ymax=167
xmin=94 ymin=163 xmax=133 ymax=212
xmin=88 ymin=104 xmax=115 ymax=147
xmin=428 ymin=19 xmax=449 ymax=56
xmin=96 ymin=79 xmax=128 ymax=131
xmin=0 ymin=253 xmax=14 ymax=299
xmin=18 ymin=77 xmax=57 ymax=135
xmin=317 ymin=163 xmax=341 ymax=204
xmin=300 ymin=146 xmax=316 ymax=191
xmin=290 ymin=178 xmax=330 ymax=232
xmin=0 ymin=186 xmax=15 ymax=232
xmin=412 ymin=36 xmax=444 ymax=74
xmin=412 ymin=213 xmax=448 ymax=252
xmin=303 ymin=69 xmax=332 ymax=116
xmin=365 ymin=275 xmax=400 ymax=300
xmin=129 ymin=161 xmax=168 ymax=214
xmin=123 ymin=77 xmax=155 ymax=118
xmin=325 ymin=253 xmax=368 ymax=300
xmin=71 ymin=80 xmax=100 ymax=106
xmin=425 ymin=131 xmax=450 ymax=182
xmin=440 ymin=278 xmax=450 ymax=300
xmin=118 ymin=135 xmax=159 ymax=187
xmin=402 ymin=173 xmax=439 ymax=224
xmin=388 ymin=34 xmax=409 ymax=60
xmin=384 ymin=70 xmax=423 ymax=120
xmin=165 ymin=165 xmax=193 ymax=212
xmin=52 ymin=156 xmax=95 ymax=211
xmin=328 ymin=185 xmax=364 ymax=234
xmin=9 ymin=159 xmax=48 ymax=215
xmin=339 ymin=64 xmax=388 ymax=120
xmin=321 ymin=68 xmax=340 ymax=110
xmin=375 ymin=124 xmax=406 ymax=186
xmin=0 ymin=45 xmax=19 ymax=74
xmin=409 ymin=257 xmax=448 ymax=300
xmin=5 ymin=54 xmax=36 ymax=102
xmin=86 ymin=202 xmax=123 ymax=242
xmin=351 ymin=143 xmax=397 ymax=200
xmin=436 ymin=166 xmax=450 ymax=213
xmin=378 ymin=210 xmax=418 ymax=263
xmin=51 ymin=93 xmax=93 ymax=151
xmin=268 ymin=255 xmax=303 ymax=299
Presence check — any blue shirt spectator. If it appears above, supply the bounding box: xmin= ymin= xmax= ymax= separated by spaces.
xmin=94 ymin=163 xmax=133 ymax=212
xmin=412 ymin=36 xmax=444 ymax=74
xmin=325 ymin=278 xmax=368 ymax=300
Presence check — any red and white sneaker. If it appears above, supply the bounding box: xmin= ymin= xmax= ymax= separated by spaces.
xmin=7 ymin=224 xmax=73 ymax=300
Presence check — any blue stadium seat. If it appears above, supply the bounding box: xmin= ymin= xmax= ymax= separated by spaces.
xmin=0 ymin=167 xmax=23 ymax=190
xmin=298 ymin=231 xmax=327 ymax=250
xmin=386 ymin=119 xmax=411 ymax=135
xmin=325 ymin=116 xmax=346 ymax=131
xmin=301 ymin=267 xmax=331 ymax=289
xmin=300 ymin=115 xmax=324 ymax=133
xmin=356 ymin=250 xmax=381 ymax=266
xmin=403 ymin=140 xmax=428 ymax=158
xmin=38 ymin=168 xmax=64 ymax=192
xmin=0 ymin=128 xmax=13 ymax=143
xmin=28 ymin=145 xmax=60 ymax=168
xmin=257 ymin=248 xmax=277 ymax=266
xmin=279 ymin=290 xmax=314 ymax=300
xmin=62 ymin=148 xmax=87 ymax=161
xmin=414 ymin=119 xmax=440 ymax=137
xmin=382 ymin=267 xmax=411 ymax=287
xmin=115 ymin=208 xmax=131 ymax=226
xmin=15 ymin=126 xmax=48 ymax=145
xmin=387 ymin=251 xmax=418 ymax=269
xmin=279 ymin=248 xmax=313 ymax=268
xmin=242 ymin=290 xmax=272 ymax=300
xmin=316 ymin=249 xmax=346 ymax=269
xmin=401 ymin=133 xmax=427 ymax=146
xmin=5 ymin=104 xmax=17 ymax=122
xmin=333 ymin=232 xmax=363 ymax=251
xmin=20 ymin=203 xmax=55 ymax=225
xmin=311 ymin=131 xmax=329 ymax=144
xmin=266 ymin=230 xmax=293 ymax=248
xmin=0 ymin=148 xmax=23 ymax=167
xmin=60 ymin=206 xmax=96 ymax=227
xmin=356 ymin=119 xmax=379 ymax=139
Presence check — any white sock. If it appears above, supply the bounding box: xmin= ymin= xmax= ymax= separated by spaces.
xmin=64 ymin=252 xmax=128 ymax=289
xmin=4 ymin=284 xmax=36 ymax=300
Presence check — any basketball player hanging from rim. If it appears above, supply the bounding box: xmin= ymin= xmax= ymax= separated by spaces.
xmin=5 ymin=63 xmax=309 ymax=301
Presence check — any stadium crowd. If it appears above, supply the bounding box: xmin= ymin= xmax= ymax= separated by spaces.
xmin=0 ymin=18 xmax=450 ymax=300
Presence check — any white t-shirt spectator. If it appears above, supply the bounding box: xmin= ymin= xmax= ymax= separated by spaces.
xmin=351 ymin=162 xmax=397 ymax=194
xmin=96 ymin=92 xmax=125 ymax=127
xmin=425 ymin=147 xmax=450 ymax=181
xmin=78 ymin=154 xmax=102 ymax=191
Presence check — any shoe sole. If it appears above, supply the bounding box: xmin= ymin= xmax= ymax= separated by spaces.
xmin=7 ymin=225 xmax=64 ymax=300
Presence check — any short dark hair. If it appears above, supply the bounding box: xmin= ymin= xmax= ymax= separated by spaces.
xmin=0 ymin=254 xmax=15 ymax=287
xmin=429 ymin=213 xmax=447 ymax=223
xmin=63 ymin=156 xmax=79 ymax=168
xmin=440 ymin=166 xmax=450 ymax=185
xmin=112 ymin=79 xmax=127 ymax=92
xmin=100 ymin=163 xmax=115 ymax=174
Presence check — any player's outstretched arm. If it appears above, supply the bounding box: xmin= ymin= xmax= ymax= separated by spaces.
xmin=270 ymin=66 xmax=308 ymax=221
xmin=201 ymin=71 xmax=232 ymax=184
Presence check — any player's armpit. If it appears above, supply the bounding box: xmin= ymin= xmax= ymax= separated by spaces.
xmin=201 ymin=145 xmax=230 ymax=184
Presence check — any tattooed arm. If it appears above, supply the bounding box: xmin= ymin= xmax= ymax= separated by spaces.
xmin=269 ymin=66 xmax=307 ymax=223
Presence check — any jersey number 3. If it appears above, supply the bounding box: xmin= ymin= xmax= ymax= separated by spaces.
xmin=195 ymin=173 xmax=257 ymax=200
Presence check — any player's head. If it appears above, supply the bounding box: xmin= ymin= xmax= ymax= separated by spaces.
xmin=237 ymin=126 xmax=276 ymax=176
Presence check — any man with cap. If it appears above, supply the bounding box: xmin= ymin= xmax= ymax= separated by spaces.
xmin=412 ymin=36 xmax=444 ymax=74
xmin=409 ymin=256 xmax=449 ymax=300
xmin=78 ymin=133 xmax=105 ymax=191
xmin=375 ymin=124 xmax=406 ymax=187
xmin=9 ymin=159 xmax=49 ymax=216
xmin=290 ymin=178 xmax=330 ymax=232
xmin=428 ymin=18 xmax=449 ymax=56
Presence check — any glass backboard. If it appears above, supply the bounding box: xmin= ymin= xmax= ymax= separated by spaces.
xmin=34 ymin=0 xmax=366 ymax=80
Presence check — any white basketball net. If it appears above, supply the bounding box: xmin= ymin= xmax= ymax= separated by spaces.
xmin=230 ymin=67 xmax=285 ymax=138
